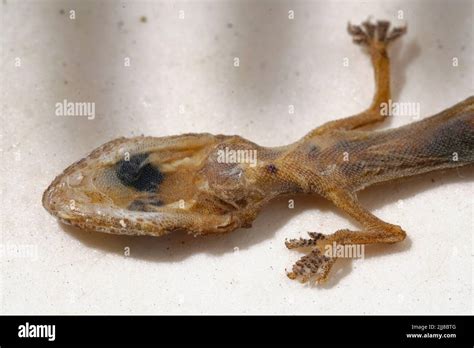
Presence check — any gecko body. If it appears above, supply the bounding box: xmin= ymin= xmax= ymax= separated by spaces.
xmin=43 ymin=20 xmax=474 ymax=283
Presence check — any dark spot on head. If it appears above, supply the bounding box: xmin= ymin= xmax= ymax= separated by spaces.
xmin=59 ymin=9 xmax=65 ymax=15
xmin=267 ymin=164 xmax=278 ymax=174
xmin=140 ymin=16 xmax=147 ymax=23
xmin=116 ymin=153 xmax=148 ymax=183
xmin=116 ymin=153 xmax=164 ymax=192
xmin=226 ymin=23 xmax=233 ymax=28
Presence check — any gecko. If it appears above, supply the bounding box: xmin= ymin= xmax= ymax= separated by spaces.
xmin=43 ymin=20 xmax=474 ymax=283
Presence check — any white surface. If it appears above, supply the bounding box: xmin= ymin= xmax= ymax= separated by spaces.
xmin=1 ymin=0 xmax=472 ymax=314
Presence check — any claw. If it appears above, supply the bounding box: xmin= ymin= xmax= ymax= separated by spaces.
xmin=347 ymin=22 xmax=368 ymax=45
xmin=386 ymin=25 xmax=407 ymax=43
xmin=362 ymin=20 xmax=376 ymax=38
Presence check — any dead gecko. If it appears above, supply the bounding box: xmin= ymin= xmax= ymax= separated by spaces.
xmin=43 ymin=20 xmax=473 ymax=283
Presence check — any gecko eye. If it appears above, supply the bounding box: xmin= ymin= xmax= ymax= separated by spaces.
xmin=115 ymin=153 xmax=164 ymax=192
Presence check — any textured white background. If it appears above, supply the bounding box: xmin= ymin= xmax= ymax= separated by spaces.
xmin=1 ymin=0 xmax=472 ymax=314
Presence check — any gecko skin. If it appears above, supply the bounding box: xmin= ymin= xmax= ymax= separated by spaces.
xmin=43 ymin=20 xmax=474 ymax=283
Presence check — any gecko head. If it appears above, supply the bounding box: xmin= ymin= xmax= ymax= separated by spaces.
xmin=42 ymin=134 xmax=242 ymax=236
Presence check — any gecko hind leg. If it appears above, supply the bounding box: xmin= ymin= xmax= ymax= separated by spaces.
xmin=347 ymin=19 xmax=407 ymax=110
xmin=305 ymin=20 xmax=407 ymax=138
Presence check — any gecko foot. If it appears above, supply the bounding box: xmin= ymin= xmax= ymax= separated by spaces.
xmin=285 ymin=232 xmax=337 ymax=283
xmin=286 ymin=247 xmax=337 ymax=284
xmin=347 ymin=19 xmax=406 ymax=47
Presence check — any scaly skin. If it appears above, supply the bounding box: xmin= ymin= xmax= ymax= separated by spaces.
xmin=43 ymin=20 xmax=474 ymax=284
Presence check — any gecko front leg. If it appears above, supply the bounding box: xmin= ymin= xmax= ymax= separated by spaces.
xmin=286 ymin=189 xmax=406 ymax=283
